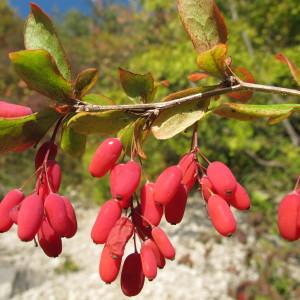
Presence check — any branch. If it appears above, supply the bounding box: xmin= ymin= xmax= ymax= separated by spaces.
xmin=74 ymin=81 xmax=300 ymax=115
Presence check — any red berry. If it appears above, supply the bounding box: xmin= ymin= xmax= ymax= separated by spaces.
xmin=62 ymin=196 xmax=77 ymax=238
xmin=35 ymin=141 xmax=58 ymax=170
xmin=106 ymin=217 xmax=134 ymax=258
xmin=141 ymin=183 xmax=163 ymax=227
xmin=199 ymin=175 xmax=214 ymax=202
xmin=151 ymin=227 xmax=176 ymax=260
xmin=121 ymin=253 xmax=145 ymax=297
xmin=207 ymin=194 xmax=237 ymax=237
xmin=89 ymin=138 xmax=122 ymax=178
xmin=38 ymin=219 xmax=62 ymax=257
xmin=9 ymin=206 xmax=19 ymax=225
xmin=207 ymin=161 xmax=237 ymax=200
xmin=154 ymin=166 xmax=182 ymax=205
xmin=229 ymin=183 xmax=251 ymax=210
xmin=110 ymin=161 xmax=141 ymax=208
xmin=178 ymin=153 xmax=198 ymax=192
xmin=140 ymin=243 xmax=157 ymax=281
xmin=0 ymin=100 xmax=32 ymax=118
xmin=0 ymin=189 xmax=24 ymax=232
xmin=165 ymin=183 xmax=188 ymax=225
xmin=277 ymin=193 xmax=300 ymax=241
xmin=132 ymin=205 xmax=152 ymax=240
xmin=99 ymin=245 xmax=122 ymax=284
xmin=18 ymin=193 xmax=44 ymax=241
xmin=91 ymin=199 xmax=122 ymax=244
xmin=46 ymin=161 xmax=62 ymax=193
xmin=44 ymin=193 xmax=70 ymax=237
xmin=143 ymin=239 xmax=165 ymax=269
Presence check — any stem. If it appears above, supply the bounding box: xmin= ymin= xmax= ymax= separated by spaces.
xmin=74 ymin=81 xmax=300 ymax=115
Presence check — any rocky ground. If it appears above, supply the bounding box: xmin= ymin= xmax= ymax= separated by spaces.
xmin=0 ymin=197 xmax=260 ymax=300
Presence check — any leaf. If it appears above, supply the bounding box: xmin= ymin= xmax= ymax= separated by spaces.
xmin=275 ymin=53 xmax=300 ymax=86
xmin=74 ymin=68 xmax=99 ymax=98
xmin=118 ymin=119 xmax=149 ymax=159
xmin=227 ymin=67 xmax=255 ymax=102
xmin=82 ymin=93 xmax=115 ymax=105
xmin=67 ymin=110 xmax=136 ymax=136
xmin=197 ymin=44 xmax=227 ymax=79
xmin=9 ymin=49 xmax=72 ymax=103
xmin=119 ymin=68 xmax=155 ymax=103
xmin=177 ymin=0 xmax=227 ymax=53
xmin=25 ymin=3 xmax=71 ymax=80
xmin=0 ymin=109 xmax=60 ymax=154
xmin=60 ymin=125 xmax=86 ymax=157
xmin=151 ymin=98 xmax=210 ymax=140
xmin=214 ymin=103 xmax=300 ymax=123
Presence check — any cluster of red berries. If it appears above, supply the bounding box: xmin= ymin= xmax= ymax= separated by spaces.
xmin=0 ymin=140 xmax=77 ymax=257
xmin=88 ymin=137 xmax=251 ymax=296
xmin=277 ymin=189 xmax=300 ymax=241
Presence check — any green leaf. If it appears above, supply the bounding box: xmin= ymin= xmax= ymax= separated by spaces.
xmin=82 ymin=93 xmax=115 ymax=105
xmin=119 ymin=68 xmax=155 ymax=103
xmin=74 ymin=68 xmax=99 ymax=98
xmin=0 ymin=109 xmax=60 ymax=154
xmin=25 ymin=3 xmax=71 ymax=80
xmin=276 ymin=53 xmax=300 ymax=86
xmin=214 ymin=103 xmax=300 ymax=123
xmin=197 ymin=44 xmax=227 ymax=79
xmin=177 ymin=0 xmax=227 ymax=53
xmin=151 ymin=98 xmax=210 ymax=140
xmin=67 ymin=110 xmax=136 ymax=136
xmin=60 ymin=125 xmax=86 ymax=157
xmin=9 ymin=49 xmax=72 ymax=103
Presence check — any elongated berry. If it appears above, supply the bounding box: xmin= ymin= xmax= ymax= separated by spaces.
xmin=200 ymin=176 xmax=214 ymax=202
xmin=141 ymin=243 xmax=157 ymax=281
xmin=121 ymin=253 xmax=145 ymax=297
xmin=165 ymin=183 xmax=188 ymax=225
xmin=46 ymin=161 xmax=62 ymax=193
xmin=106 ymin=217 xmax=134 ymax=258
xmin=207 ymin=194 xmax=237 ymax=237
xmin=38 ymin=219 xmax=62 ymax=257
xmin=62 ymin=196 xmax=77 ymax=238
xmin=154 ymin=166 xmax=182 ymax=205
xmin=35 ymin=141 xmax=58 ymax=170
xmin=18 ymin=193 xmax=44 ymax=241
xmin=141 ymin=183 xmax=163 ymax=227
xmin=44 ymin=193 xmax=69 ymax=237
xmin=151 ymin=227 xmax=176 ymax=260
xmin=89 ymin=138 xmax=122 ymax=178
xmin=229 ymin=183 xmax=251 ymax=210
xmin=91 ymin=200 xmax=121 ymax=244
xmin=110 ymin=161 xmax=141 ymax=208
xmin=207 ymin=161 xmax=237 ymax=200
xmin=0 ymin=189 xmax=24 ymax=232
xmin=143 ymin=239 xmax=165 ymax=269
xmin=132 ymin=206 xmax=152 ymax=240
xmin=277 ymin=193 xmax=300 ymax=241
xmin=9 ymin=206 xmax=19 ymax=225
xmin=0 ymin=100 xmax=32 ymax=118
xmin=178 ymin=153 xmax=198 ymax=192
xmin=99 ymin=245 xmax=122 ymax=284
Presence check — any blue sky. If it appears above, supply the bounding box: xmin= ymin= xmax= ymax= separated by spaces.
xmin=8 ymin=0 xmax=128 ymax=18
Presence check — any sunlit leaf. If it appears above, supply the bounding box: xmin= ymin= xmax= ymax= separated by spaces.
xmin=177 ymin=0 xmax=227 ymax=53
xmin=151 ymin=98 xmax=210 ymax=139
xmin=67 ymin=110 xmax=137 ymax=136
xmin=0 ymin=109 xmax=60 ymax=154
xmin=275 ymin=53 xmax=300 ymax=86
xmin=60 ymin=125 xmax=86 ymax=157
xmin=25 ymin=3 xmax=71 ymax=80
xmin=227 ymin=67 xmax=255 ymax=102
xmin=197 ymin=43 xmax=227 ymax=79
xmin=119 ymin=68 xmax=155 ymax=103
xmin=74 ymin=68 xmax=99 ymax=98
xmin=9 ymin=49 xmax=72 ymax=103
xmin=214 ymin=103 xmax=300 ymax=123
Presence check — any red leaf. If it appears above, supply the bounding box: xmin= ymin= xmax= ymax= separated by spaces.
xmin=275 ymin=53 xmax=300 ymax=86
xmin=188 ymin=73 xmax=209 ymax=82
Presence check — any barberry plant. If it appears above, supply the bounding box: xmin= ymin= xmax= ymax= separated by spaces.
xmin=1 ymin=0 xmax=300 ymax=296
